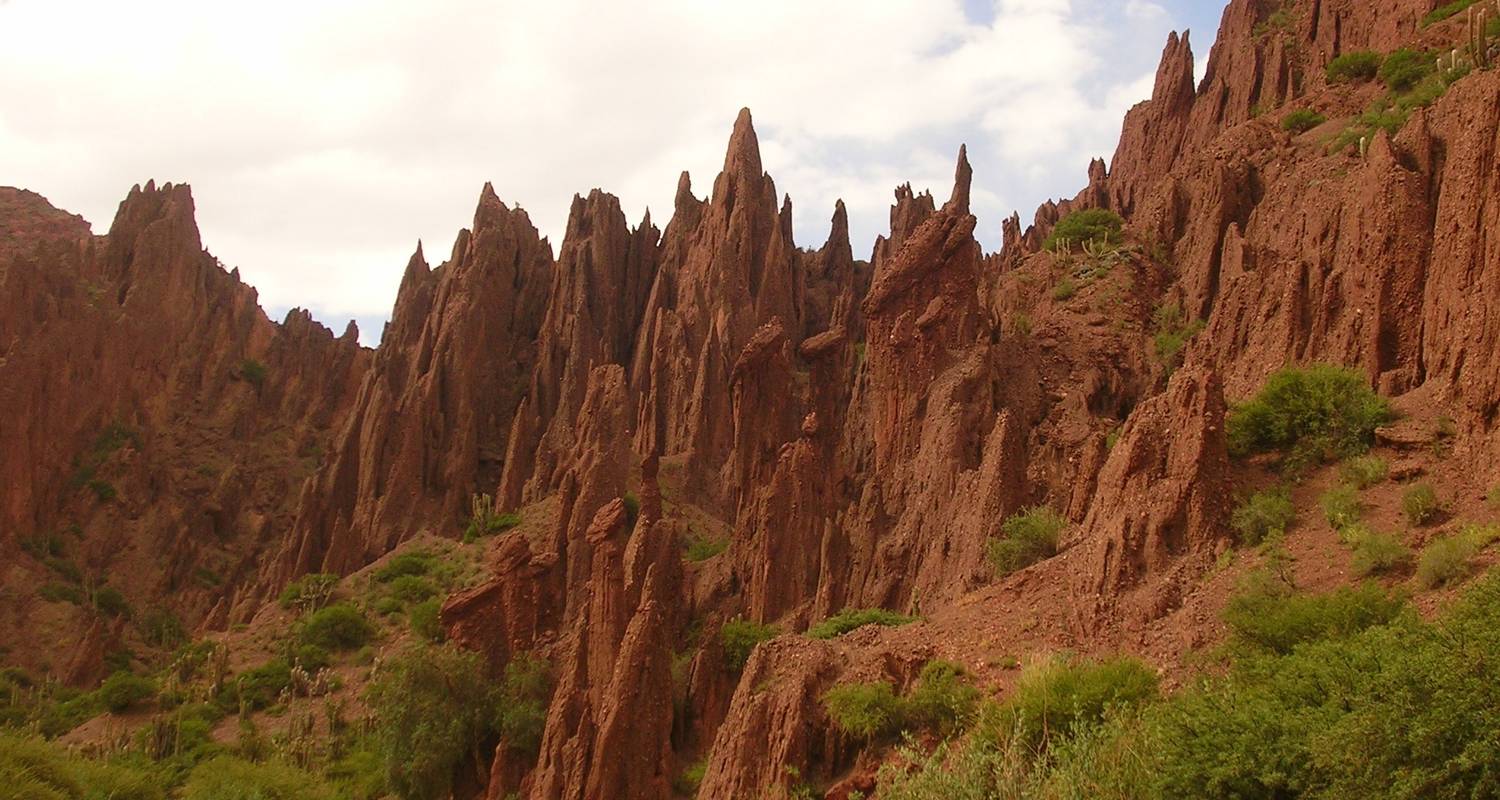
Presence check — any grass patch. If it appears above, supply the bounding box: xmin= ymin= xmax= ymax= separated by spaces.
xmin=237 ymin=358 xmax=268 ymax=389
xmin=1152 ymin=302 xmax=1205 ymax=374
xmin=375 ymin=551 xmax=438 ymax=583
xmin=1052 ymin=275 xmax=1078 ymax=302
xmin=987 ymin=506 xmax=1066 ymax=576
xmin=1231 ymin=488 xmax=1296 ymax=546
xmin=463 ymin=493 xmax=519 ymax=543
xmin=1340 ymin=455 xmax=1388 ymax=489
xmin=1402 ymin=483 xmax=1441 ymax=526
xmin=1326 ymin=50 xmax=1382 ymax=83
xmin=1416 ymin=524 xmax=1500 ymax=589
xmin=0 ymin=733 xmax=164 ymax=800
xmin=298 ymin=603 xmax=375 ymax=652
xmin=1224 ymin=573 xmax=1405 ymax=655
xmin=807 ymin=608 xmax=918 ymax=640
xmin=1345 ymin=526 xmax=1412 ymax=577
xmin=409 ymin=599 xmax=443 ymax=643
xmin=1281 ymin=108 xmax=1326 ymax=133
xmin=825 ymin=660 xmax=980 ymax=742
xmin=97 ymin=671 xmax=156 ymax=713
xmin=1380 ymin=49 xmax=1434 ymax=92
xmin=977 ymin=654 xmax=1159 ymax=752
xmin=721 ymin=618 xmax=779 ymax=671
xmin=1422 ymin=0 xmax=1482 ymax=26
xmin=1319 ymin=484 xmax=1362 ymax=529
xmin=277 ymin=572 xmax=339 ymax=613
xmin=682 ymin=529 xmax=730 ymax=562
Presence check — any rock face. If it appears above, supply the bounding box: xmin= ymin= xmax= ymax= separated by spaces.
xmin=0 ymin=182 xmax=367 ymax=678
xmin=8 ymin=0 xmax=1500 ymax=794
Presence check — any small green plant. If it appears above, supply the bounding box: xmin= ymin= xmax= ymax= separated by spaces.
xmin=1348 ymin=528 xmax=1412 ymax=577
xmin=1326 ymin=50 xmax=1383 ymax=83
xmin=1416 ymin=524 xmax=1499 ymax=589
xmin=388 ymin=575 xmax=437 ymax=605
xmin=674 ymin=759 xmax=708 ymax=796
xmin=988 ymin=506 xmax=1066 ymax=576
xmin=1152 ymin=302 xmax=1205 ymax=373
xmin=88 ymin=479 xmax=118 ymax=502
xmin=1231 ymin=488 xmax=1296 ymax=546
xmin=1281 ymin=109 xmax=1327 ymax=133
xmin=98 ymin=672 xmax=157 ymax=713
xmin=277 ymin=572 xmax=339 ymax=612
xmin=463 ymin=493 xmax=520 ymax=543
xmin=39 ymin=582 xmax=85 ymax=605
xmin=236 ymin=659 xmax=292 ymax=711
xmin=238 ymin=358 xmax=268 ymax=389
xmin=1227 ymin=364 xmax=1392 ymax=467
xmin=1340 ymin=455 xmax=1389 ymax=489
xmin=1422 ymin=0 xmax=1482 ymax=26
xmin=977 ymin=654 xmax=1159 ymax=751
xmin=1379 ymin=49 xmax=1434 ymax=92
xmin=1008 ymin=312 xmax=1032 ymax=338
xmin=623 ymin=491 xmax=642 ymax=529
xmin=497 ymin=653 xmax=552 ymax=756
xmin=683 ymin=529 xmax=730 ymax=562
xmin=1402 ymin=483 xmax=1441 ymax=526
xmin=824 ymin=681 xmax=905 ymax=740
xmin=1044 ymin=209 xmax=1125 ymax=253
xmin=1052 ymin=275 xmax=1078 ymax=302
xmin=298 ymin=603 xmax=375 ymax=651
xmin=140 ymin=608 xmax=186 ymax=649
xmin=1224 ymin=575 xmax=1405 ymax=655
xmin=409 ymin=599 xmax=443 ymax=643
xmin=721 ymin=618 xmax=779 ymax=671
xmin=375 ymin=551 xmax=437 ymax=582
xmin=1320 ymin=485 xmax=1362 ymax=529
xmin=807 ymin=608 xmax=918 ymax=640
xmin=903 ymin=660 xmax=981 ymax=736
xmin=92 ymin=586 xmax=130 ymax=618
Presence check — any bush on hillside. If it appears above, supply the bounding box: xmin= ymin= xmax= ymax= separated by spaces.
xmin=1380 ymin=48 xmax=1434 ymax=92
xmin=1340 ymin=455 xmax=1388 ymax=489
xmin=1402 ymin=483 xmax=1441 ymax=526
xmin=1223 ymin=577 xmax=1405 ymax=655
xmin=1416 ymin=524 xmax=1499 ymax=589
xmin=825 ymin=681 xmax=905 ymax=740
xmin=0 ymin=733 xmax=163 ymax=800
xmin=1230 ymin=488 xmax=1296 ymax=546
xmin=98 ymin=672 xmax=156 ymax=714
xmin=181 ymin=755 xmax=334 ymax=800
xmin=277 ymin=573 xmax=339 ymax=612
xmin=299 ymin=603 xmax=375 ymax=652
xmin=1226 ymin=365 xmax=1392 ymax=466
xmin=1281 ymin=109 xmax=1327 ymax=133
xmin=988 ymin=506 xmax=1067 ymax=576
xmin=807 ymin=608 xmax=918 ymax=640
xmin=978 ymin=654 xmax=1159 ymax=752
xmin=721 ymin=618 xmax=778 ymax=671
xmin=1348 ymin=528 xmax=1412 ymax=577
xmin=1043 ymin=209 xmax=1125 ymax=252
xmin=1326 ymin=50 xmax=1383 ymax=83
xmin=1319 ymin=485 xmax=1362 ymax=529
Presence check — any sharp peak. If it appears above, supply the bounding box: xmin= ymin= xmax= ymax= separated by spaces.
xmin=947 ymin=144 xmax=973 ymax=214
xmin=722 ymin=107 xmax=764 ymax=180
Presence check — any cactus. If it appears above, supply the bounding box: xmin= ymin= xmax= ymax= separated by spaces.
xmin=1359 ymin=136 xmax=1369 ymax=159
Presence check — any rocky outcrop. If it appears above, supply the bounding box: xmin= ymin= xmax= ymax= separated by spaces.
xmin=270 ymin=185 xmax=551 ymax=588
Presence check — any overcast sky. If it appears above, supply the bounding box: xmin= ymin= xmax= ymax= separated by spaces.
xmin=0 ymin=0 xmax=1223 ymax=345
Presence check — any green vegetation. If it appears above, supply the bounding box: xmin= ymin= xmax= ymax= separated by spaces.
xmin=1340 ymin=454 xmax=1388 ymax=489
xmin=1422 ymin=0 xmax=1483 ymax=26
xmin=182 ymin=755 xmax=334 ymax=800
xmin=807 ymin=608 xmax=918 ymax=640
xmin=408 ymin=599 xmax=443 ymax=643
xmin=978 ymin=654 xmax=1158 ymax=752
xmin=1226 ymin=364 xmax=1392 ymax=470
xmin=1043 ymin=209 xmax=1125 ymax=253
xmin=1402 ymin=483 xmax=1441 ymax=526
xmin=1007 ymin=311 xmax=1032 ymax=339
xmin=1224 ymin=573 xmax=1404 ymax=656
xmin=824 ymin=660 xmax=980 ymax=741
xmin=1326 ymin=50 xmax=1383 ymax=83
xmin=298 ymin=603 xmax=375 ymax=652
xmin=1379 ymin=48 xmax=1434 ymax=92
xmin=682 ymin=529 xmax=730 ymax=562
xmin=140 ymin=608 xmax=187 ymax=649
xmin=1151 ymin=302 xmax=1204 ymax=373
xmin=277 ymin=573 xmax=339 ymax=612
xmin=1319 ymin=484 xmax=1362 ymax=529
xmin=388 ymin=575 xmax=437 ymax=605
xmin=1345 ymin=526 xmax=1412 ymax=577
xmin=1230 ymin=488 xmax=1296 ymax=545
xmin=236 ymin=659 xmax=293 ymax=712
xmin=1051 ymin=275 xmax=1078 ymax=302
xmin=495 ymin=653 xmax=551 ymax=757
xmin=1416 ymin=524 xmax=1499 ymax=589
xmin=1281 ymin=108 xmax=1326 ymax=133
xmin=622 ymin=491 xmax=642 ymax=529
xmin=463 ymin=493 xmax=519 ymax=543
xmin=375 ymin=551 xmax=439 ymax=583
xmin=674 ymin=759 xmax=708 ymax=796
xmin=238 ymin=358 xmax=268 ymax=389
xmin=97 ymin=672 xmax=156 ymax=714
xmin=987 ymin=506 xmax=1066 ymax=577
xmin=0 ymin=733 xmax=163 ymax=800
xmin=721 ymin=618 xmax=779 ymax=671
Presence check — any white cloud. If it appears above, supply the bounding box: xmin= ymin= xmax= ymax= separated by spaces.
xmin=0 ymin=0 xmax=1192 ymax=343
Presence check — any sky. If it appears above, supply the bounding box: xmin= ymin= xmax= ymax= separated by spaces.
xmin=0 ymin=0 xmax=1225 ymax=345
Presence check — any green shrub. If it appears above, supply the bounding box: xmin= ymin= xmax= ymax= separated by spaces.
xmin=1422 ymin=0 xmax=1482 ymax=26
xmin=1379 ymin=49 xmax=1434 ymax=92
xmin=1319 ymin=485 xmax=1362 ymax=529
xmin=622 ymin=491 xmax=642 ymax=529
xmin=674 ymin=759 xmax=708 ymax=796
xmin=1044 ymin=209 xmax=1125 ymax=252
xmin=299 ymin=603 xmax=374 ymax=651
xmin=291 ymin=643 xmax=331 ymax=672
xmin=139 ymin=607 xmax=187 ymax=649
xmin=0 ymin=732 xmax=164 ymax=800
xmin=1281 ymin=109 xmax=1327 ymax=133
xmin=409 ymin=599 xmax=443 ymax=643
xmin=367 ymin=643 xmax=499 ymax=800
xmin=182 ymin=755 xmax=334 ymax=800
xmin=463 ymin=493 xmax=520 ymax=543
xmin=92 ymin=586 xmax=130 ymax=618
xmin=1327 ymin=50 xmax=1383 ymax=83
xmin=39 ymin=582 xmax=85 ymax=605
xmin=1226 ymin=365 xmax=1392 ymax=466
xmin=236 ymin=659 xmax=291 ymax=711
xmin=87 ymin=479 xmax=117 ymax=502
xmin=1152 ymin=302 xmax=1205 ymax=373
xmin=1052 ymin=275 xmax=1078 ymax=302
xmin=496 ymin=653 xmax=552 ymax=756
xmin=807 ymin=608 xmax=918 ymax=640
xmin=721 ymin=618 xmax=778 ymax=671
xmin=980 ymin=654 xmax=1159 ymax=752
xmin=237 ymin=358 xmax=268 ymax=389
xmin=97 ymin=672 xmax=156 ymax=714
xmin=388 ymin=575 xmax=437 ymax=605
xmin=277 ymin=573 xmax=339 ymax=612
xmin=683 ymin=530 xmax=730 ymax=562
xmin=904 ymin=660 xmax=981 ymax=736
xmin=373 ymin=596 xmax=404 ymax=616
xmin=1402 ymin=483 xmax=1440 ymax=526
xmin=1415 ymin=524 xmax=1499 ymax=589
xmin=824 ymin=681 xmax=905 ymax=740
xmin=1223 ymin=577 xmax=1405 ymax=655
xmin=375 ymin=551 xmax=436 ymax=583
xmin=987 ymin=506 xmax=1066 ymax=576
xmin=1340 ymin=455 xmax=1388 ymax=489
xmin=1349 ymin=529 xmax=1412 ymax=577
xmin=1230 ymin=488 xmax=1296 ymax=546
